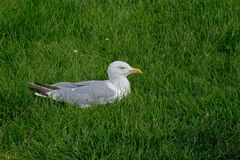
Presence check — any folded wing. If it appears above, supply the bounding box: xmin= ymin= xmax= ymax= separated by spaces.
xmin=49 ymin=81 xmax=116 ymax=105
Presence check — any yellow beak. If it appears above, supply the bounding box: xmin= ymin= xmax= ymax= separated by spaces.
xmin=130 ymin=68 xmax=142 ymax=74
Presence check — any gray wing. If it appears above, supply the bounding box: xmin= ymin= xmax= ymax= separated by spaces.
xmin=50 ymin=81 xmax=116 ymax=106
xmin=52 ymin=81 xmax=94 ymax=89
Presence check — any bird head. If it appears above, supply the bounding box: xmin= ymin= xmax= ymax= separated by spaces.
xmin=107 ymin=61 xmax=142 ymax=80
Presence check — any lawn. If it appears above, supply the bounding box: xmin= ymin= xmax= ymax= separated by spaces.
xmin=0 ymin=0 xmax=240 ymax=159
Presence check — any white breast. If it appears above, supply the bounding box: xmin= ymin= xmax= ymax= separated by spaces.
xmin=111 ymin=78 xmax=130 ymax=98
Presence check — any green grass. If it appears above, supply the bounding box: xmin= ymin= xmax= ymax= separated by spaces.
xmin=0 ymin=0 xmax=240 ymax=159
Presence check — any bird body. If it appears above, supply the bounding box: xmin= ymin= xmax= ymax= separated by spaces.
xmin=28 ymin=61 xmax=142 ymax=107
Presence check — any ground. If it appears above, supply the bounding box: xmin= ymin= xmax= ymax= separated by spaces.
xmin=0 ymin=0 xmax=240 ymax=159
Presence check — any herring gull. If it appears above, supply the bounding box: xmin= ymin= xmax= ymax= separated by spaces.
xmin=28 ymin=61 xmax=142 ymax=107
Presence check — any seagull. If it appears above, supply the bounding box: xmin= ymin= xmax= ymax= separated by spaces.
xmin=28 ymin=61 xmax=142 ymax=107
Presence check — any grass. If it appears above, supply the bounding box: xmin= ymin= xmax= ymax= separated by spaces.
xmin=0 ymin=0 xmax=240 ymax=159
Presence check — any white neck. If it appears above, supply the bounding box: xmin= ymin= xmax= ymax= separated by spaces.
xmin=109 ymin=76 xmax=130 ymax=98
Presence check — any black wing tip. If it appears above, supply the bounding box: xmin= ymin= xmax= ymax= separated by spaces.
xmin=28 ymin=82 xmax=58 ymax=96
xmin=28 ymin=82 xmax=59 ymax=90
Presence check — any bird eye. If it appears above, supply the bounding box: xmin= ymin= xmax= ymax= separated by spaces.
xmin=119 ymin=66 xmax=125 ymax=69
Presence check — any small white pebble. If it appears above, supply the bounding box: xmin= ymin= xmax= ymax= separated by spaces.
xmin=73 ymin=49 xmax=78 ymax=53
xmin=105 ymin=38 xmax=109 ymax=41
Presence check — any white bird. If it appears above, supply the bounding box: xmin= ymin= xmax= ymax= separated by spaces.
xmin=28 ymin=61 xmax=142 ymax=107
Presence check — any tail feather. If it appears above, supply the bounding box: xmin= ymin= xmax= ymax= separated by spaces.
xmin=28 ymin=82 xmax=59 ymax=97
